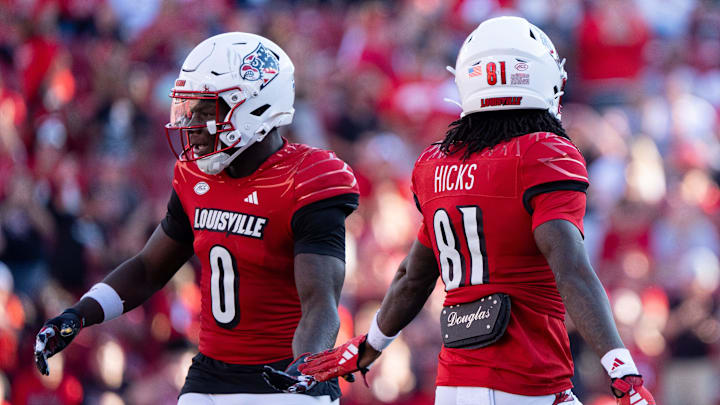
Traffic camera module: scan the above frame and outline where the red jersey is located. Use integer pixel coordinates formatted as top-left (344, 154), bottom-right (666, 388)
top-left (411, 132), bottom-right (589, 395)
top-left (172, 140), bottom-right (358, 364)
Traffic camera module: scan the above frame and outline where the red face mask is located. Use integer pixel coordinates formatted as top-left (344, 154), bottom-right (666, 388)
top-left (164, 88), bottom-right (245, 161)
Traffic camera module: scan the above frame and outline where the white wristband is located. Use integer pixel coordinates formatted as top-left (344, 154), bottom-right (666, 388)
top-left (366, 311), bottom-right (399, 351)
top-left (81, 283), bottom-right (125, 322)
top-left (601, 348), bottom-right (639, 379)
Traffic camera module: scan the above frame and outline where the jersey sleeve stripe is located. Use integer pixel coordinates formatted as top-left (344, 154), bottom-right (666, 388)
top-left (252, 172), bottom-right (295, 182)
top-left (296, 155), bottom-right (343, 175)
top-left (539, 139), bottom-right (580, 154)
top-left (537, 156), bottom-right (589, 182)
top-left (296, 165), bottom-right (356, 190)
top-left (296, 185), bottom-right (360, 204)
top-left (522, 180), bottom-right (589, 214)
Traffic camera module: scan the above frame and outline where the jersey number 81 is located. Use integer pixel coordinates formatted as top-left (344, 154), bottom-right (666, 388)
top-left (433, 206), bottom-right (489, 290)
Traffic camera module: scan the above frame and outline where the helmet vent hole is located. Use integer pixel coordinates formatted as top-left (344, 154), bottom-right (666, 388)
top-left (250, 104), bottom-right (271, 116)
top-left (529, 29), bottom-right (536, 40)
top-left (211, 70), bottom-right (228, 76)
top-left (553, 86), bottom-right (559, 94)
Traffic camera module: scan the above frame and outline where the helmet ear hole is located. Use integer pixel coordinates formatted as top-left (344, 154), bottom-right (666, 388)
top-left (250, 104), bottom-right (271, 116)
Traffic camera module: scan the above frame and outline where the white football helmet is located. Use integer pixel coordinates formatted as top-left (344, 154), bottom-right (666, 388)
top-left (452, 16), bottom-right (567, 120)
top-left (165, 32), bottom-right (295, 174)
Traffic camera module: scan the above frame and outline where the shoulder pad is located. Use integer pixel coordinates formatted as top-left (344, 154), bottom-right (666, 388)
top-left (521, 133), bottom-right (588, 190)
top-left (294, 148), bottom-right (358, 209)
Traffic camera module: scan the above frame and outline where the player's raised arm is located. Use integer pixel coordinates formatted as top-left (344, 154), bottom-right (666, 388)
top-left (34, 193), bottom-right (194, 376)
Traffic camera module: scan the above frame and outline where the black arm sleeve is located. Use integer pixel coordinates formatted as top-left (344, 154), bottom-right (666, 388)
top-left (522, 180), bottom-right (589, 214)
top-left (291, 193), bottom-right (359, 261)
top-left (160, 189), bottom-right (194, 244)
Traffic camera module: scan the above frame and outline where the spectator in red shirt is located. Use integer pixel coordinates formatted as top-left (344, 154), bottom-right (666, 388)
top-left (576, 0), bottom-right (650, 106)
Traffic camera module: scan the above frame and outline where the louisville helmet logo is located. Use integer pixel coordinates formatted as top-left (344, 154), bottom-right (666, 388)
top-left (240, 43), bottom-right (280, 89)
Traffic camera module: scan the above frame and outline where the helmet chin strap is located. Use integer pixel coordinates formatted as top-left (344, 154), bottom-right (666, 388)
top-left (196, 111), bottom-right (292, 175)
top-left (196, 140), bottom-right (254, 175)
top-left (195, 128), bottom-right (270, 175)
top-left (196, 151), bottom-right (231, 175)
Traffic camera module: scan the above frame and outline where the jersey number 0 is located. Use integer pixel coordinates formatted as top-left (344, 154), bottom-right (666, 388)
top-left (433, 206), bottom-right (489, 290)
top-left (209, 245), bottom-right (241, 329)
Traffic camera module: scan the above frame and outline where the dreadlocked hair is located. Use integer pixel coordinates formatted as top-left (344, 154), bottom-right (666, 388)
top-left (439, 109), bottom-right (570, 160)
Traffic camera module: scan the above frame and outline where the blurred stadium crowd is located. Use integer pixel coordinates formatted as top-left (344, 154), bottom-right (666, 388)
top-left (1, 0), bottom-right (719, 404)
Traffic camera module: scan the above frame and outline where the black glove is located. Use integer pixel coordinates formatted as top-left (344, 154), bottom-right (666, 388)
top-left (262, 354), bottom-right (343, 400)
top-left (34, 308), bottom-right (84, 376)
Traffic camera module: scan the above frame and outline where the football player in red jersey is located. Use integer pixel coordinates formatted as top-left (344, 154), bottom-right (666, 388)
top-left (283, 17), bottom-right (656, 405)
top-left (33, 32), bottom-right (359, 405)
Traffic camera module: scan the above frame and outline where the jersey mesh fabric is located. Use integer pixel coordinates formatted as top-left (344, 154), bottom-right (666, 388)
top-left (170, 139), bottom-right (358, 365)
top-left (411, 132), bottom-right (588, 396)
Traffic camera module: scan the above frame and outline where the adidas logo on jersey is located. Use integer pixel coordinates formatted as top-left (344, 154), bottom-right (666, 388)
top-left (244, 191), bottom-right (258, 205)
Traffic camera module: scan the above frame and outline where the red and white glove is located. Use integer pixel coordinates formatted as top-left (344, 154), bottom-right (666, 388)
top-left (602, 349), bottom-right (655, 405)
top-left (611, 375), bottom-right (656, 405)
top-left (298, 335), bottom-right (371, 384)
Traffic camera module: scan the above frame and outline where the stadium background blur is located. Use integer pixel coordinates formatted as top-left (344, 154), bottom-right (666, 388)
top-left (0, 0), bottom-right (719, 404)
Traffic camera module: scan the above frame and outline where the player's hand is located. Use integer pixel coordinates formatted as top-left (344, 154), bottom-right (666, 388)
top-left (298, 335), bottom-right (381, 384)
top-left (34, 309), bottom-right (84, 376)
top-left (263, 354), bottom-right (320, 393)
top-left (611, 375), bottom-right (656, 405)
